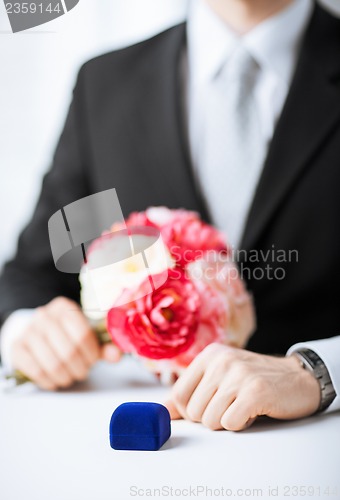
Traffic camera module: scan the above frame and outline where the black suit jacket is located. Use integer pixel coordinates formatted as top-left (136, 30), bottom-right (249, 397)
top-left (1, 4), bottom-right (340, 354)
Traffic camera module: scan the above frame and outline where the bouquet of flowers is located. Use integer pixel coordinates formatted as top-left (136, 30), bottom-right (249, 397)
top-left (79, 207), bottom-right (256, 381)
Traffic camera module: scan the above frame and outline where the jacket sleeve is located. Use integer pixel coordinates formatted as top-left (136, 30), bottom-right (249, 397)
top-left (0, 65), bottom-right (91, 325)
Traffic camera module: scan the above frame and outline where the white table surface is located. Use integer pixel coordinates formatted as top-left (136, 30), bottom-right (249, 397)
top-left (1, 357), bottom-right (339, 500)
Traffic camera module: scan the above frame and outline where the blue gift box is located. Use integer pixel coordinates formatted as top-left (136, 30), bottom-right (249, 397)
top-left (109, 402), bottom-right (171, 451)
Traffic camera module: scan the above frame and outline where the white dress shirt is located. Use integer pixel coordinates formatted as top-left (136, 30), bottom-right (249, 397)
top-left (1, 0), bottom-right (339, 412)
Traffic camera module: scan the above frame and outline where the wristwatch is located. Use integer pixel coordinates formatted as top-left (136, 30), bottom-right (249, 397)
top-left (292, 348), bottom-right (336, 412)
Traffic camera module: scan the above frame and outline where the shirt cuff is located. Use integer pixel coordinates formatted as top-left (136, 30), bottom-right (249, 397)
top-left (287, 336), bottom-right (340, 413)
top-left (0, 309), bottom-right (35, 371)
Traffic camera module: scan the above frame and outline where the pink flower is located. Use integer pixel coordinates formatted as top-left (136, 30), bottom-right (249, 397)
top-left (187, 255), bottom-right (256, 348)
top-left (126, 207), bottom-right (228, 267)
top-left (124, 211), bottom-right (158, 229)
top-left (107, 269), bottom-right (201, 359)
top-left (161, 216), bottom-right (227, 267)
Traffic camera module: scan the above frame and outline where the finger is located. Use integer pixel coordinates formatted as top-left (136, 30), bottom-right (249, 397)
top-left (27, 331), bottom-right (74, 388)
top-left (49, 299), bottom-right (100, 365)
top-left (12, 341), bottom-right (56, 391)
top-left (221, 394), bottom-right (258, 431)
top-left (44, 319), bottom-right (90, 381)
top-left (100, 344), bottom-right (122, 363)
top-left (201, 388), bottom-right (237, 430)
top-left (62, 313), bottom-right (100, 365)
top-left (243, 417), bottom-right (257, 429)
top-left (164, 399), bottom-right (183, 420)
top-left (186, 373), bottom-right (219, 422)
top-left (170, 359), bottom-right (206, 418)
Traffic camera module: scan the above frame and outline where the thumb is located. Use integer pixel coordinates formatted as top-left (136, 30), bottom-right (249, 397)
top-left (100, 344), bottom-right (123, 363)
top-left (164, 399), bottom-right (183, 420)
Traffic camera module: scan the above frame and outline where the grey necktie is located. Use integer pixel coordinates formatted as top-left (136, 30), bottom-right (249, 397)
top-left (199, 45), bottom-right (265, 247)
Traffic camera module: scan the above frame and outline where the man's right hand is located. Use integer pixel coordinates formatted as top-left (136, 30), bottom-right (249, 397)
top-left (11, 297), bottom-right (120, 390)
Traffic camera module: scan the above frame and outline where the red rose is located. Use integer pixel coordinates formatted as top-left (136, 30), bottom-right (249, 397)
top-left (107, 269), bottom-right (201, 359)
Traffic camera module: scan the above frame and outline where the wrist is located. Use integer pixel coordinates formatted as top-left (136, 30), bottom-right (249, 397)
top-left (284, 353), bottom-right (304, 372)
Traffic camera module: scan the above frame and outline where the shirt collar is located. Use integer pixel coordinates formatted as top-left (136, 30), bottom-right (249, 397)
top-left (187, 0), bottom-right (314, 86)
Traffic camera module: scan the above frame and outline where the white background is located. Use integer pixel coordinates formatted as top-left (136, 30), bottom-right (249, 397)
top-left (0, 0), bottom-right (339, 271)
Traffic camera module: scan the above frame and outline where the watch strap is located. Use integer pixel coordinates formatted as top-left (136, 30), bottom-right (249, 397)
top-left (293, 348), bottom-right (336, 412)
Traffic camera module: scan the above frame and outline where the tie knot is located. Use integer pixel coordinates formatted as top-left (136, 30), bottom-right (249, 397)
top-left (225, 45), bottom-right (260, 86)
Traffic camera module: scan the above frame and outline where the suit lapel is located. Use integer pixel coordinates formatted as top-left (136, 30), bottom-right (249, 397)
top-left (126, 24), bottom-right (210, 220)
top-left (240, 5), bottom-right (340, 251)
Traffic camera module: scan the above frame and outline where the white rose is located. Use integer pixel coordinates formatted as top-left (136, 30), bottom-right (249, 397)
top-left (80, 230), bottom-right (174, 321)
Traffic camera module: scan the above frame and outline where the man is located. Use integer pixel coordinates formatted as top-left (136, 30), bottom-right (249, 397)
top-left (0, 0), bottom-right (339, 430)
